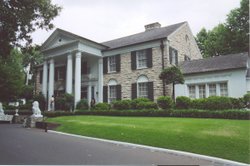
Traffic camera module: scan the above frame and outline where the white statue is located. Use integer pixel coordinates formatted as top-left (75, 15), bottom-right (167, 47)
top-left (0, 102), bottom-right (5, 115)
top-left (31, 101), bottom-right (43, 117)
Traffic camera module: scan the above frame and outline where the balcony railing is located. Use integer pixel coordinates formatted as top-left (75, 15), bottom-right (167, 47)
top-left (81, 74), bottom-right (98, 82)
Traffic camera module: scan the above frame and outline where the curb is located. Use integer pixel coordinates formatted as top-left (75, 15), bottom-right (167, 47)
top-left (48, 130), bottom-right (248, 166)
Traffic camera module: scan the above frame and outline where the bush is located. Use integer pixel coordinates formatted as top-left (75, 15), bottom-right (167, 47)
top-left (191, 98), bottom-right (206, 109)
top-left (94, 103), bottom-right (111, 111)
top-left (112, 100), bottom-right (132, 110)
top-left (176, 96), bottom-right (192, 109)
top-left (131, 98), bottom-right (151, 109)
top-left (76, 99), bottom-right (89, 110)
top-left (55, 93), bottom-right (74, 111)
top-left (230, 97), bottom-right (245, 109)
top-left (243, 93), bottom-right (250, 108)
top-left (136, 101), bottom-right (158, 109)
top-left (19, 100), bottom-right (32, 110)
top-left (157, 96), bottom-right (173, 110)
top-left (204, 96), bottom-right (232, 110)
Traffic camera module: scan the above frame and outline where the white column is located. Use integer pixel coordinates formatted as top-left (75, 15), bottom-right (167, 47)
top-left (66, 53), bottom-right (73, 94)
top-left (48, 59), bottom-right (55, 111)
top-left (98, 58), bottom-right (103, 103)
top-left (42, 61), bottom-right (48, 99)
top-left (74, 52), bottom-right (82, 107)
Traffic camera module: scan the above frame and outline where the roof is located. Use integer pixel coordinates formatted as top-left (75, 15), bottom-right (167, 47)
top-left (102, 22), bottom-right (186, 50)
top-left (41, 28), bottom-right (108, 51)
top-left (180, 52), bottom-right (249, 75)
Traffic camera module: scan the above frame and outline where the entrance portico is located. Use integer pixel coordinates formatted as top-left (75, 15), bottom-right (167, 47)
top-left (40, 29), bottom-right (107, 110)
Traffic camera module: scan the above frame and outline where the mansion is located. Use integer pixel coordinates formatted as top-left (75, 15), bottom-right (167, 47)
top-left (35, 22), bottom-right (249, 110)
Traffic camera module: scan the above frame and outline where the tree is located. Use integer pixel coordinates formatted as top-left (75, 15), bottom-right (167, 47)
top-left (0, 0), bottom-right (61, 58)
top-left (196, 0), bottom-right (249, 57)
top-left (159, 66), bottom-right (184, 100)
top-left (0, 49), bottom-right (25, 102)
top-left (22, 45), bottom-right (43, 85)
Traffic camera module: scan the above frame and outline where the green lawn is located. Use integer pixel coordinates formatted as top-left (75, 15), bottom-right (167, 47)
top-left (47, 116), bottom-right (250, 163)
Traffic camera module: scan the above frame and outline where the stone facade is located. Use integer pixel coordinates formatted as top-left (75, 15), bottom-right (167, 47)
top-left (104, 46), bottom-right (168, 101)
top-left (103, 23), bottom-right (201, 101)
top-left (167, 23), bottom-right (202, 62)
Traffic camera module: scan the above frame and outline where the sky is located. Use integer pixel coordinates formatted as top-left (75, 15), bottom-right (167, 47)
top-left (31, 0), bottom-right (241, 45)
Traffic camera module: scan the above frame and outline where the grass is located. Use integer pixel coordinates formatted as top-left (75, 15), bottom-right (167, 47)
top-left (47, 116), bottom-right (250, 163)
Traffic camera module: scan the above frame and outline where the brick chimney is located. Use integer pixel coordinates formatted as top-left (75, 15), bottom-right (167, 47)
top-left (144, 22), bottom-right (161, 31)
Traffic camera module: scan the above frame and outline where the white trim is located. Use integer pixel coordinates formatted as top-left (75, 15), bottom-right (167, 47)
top-left (48, 130), bottom-right (248, 166)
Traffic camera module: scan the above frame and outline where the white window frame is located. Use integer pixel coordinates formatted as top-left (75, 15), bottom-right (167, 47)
top-left (137, 75), bottom-right (149, 98)
top-left (198, 84), bottom-right (206, 98)
top-left (136, 50), bottom-right (147, 69)
top-left (208, 84), bottom-right (217, 96)
top-left (108, 56), bottom-right (116, 73)
top-left (188, 85), bottom-right (196, 99)
top-left (220, 82), bottom-right (228, 97)
top-left (108, 79), bottom-right (117, 103)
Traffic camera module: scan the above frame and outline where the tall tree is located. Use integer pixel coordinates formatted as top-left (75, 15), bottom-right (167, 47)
top-left (0, 0), bottom-right (61, 58)
top-left (0, 49), bottom-right (25, 102)
top-left (159, 66), bottom-right (184, 100)
top-left (196, 0), bottom-right (249, 57)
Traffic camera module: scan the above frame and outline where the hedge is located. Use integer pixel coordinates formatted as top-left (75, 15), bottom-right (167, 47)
top-left (43, 109), bottom-right (250, 120)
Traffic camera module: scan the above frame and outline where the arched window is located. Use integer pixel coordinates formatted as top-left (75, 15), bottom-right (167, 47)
top-left (108, 79), bottom-right (117, 103)
top-left (137, 75), bottom-right (149, 98)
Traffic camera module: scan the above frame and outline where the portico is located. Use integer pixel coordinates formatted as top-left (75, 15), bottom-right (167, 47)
top-left (40, 29), bottom-right (107, 110)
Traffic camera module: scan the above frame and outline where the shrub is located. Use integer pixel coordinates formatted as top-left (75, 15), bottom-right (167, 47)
top-left (94, 103), bottom-right (111, 111)
top-left (55, 96), bottom-right (66, 110)
top-left (131, 98), bottom-right (150, 109)
top-left (136, 101), bottom-right (158, 109)
top-left (112, 100), bottom-right (132, 110)
top-left (176, 96), bottom-right (192, 109)
top-left (157, 96), bottom-right (173, 110)
top-left (76, 99), bottom-right (89, 110)
top-left (19, 100), bottom-right (32, 110)
top-left (230, 97), bottom-right (245, 109)
top-left (191, 98), bottom-right (206, 109)
top-left (243, 93), bottom-right (250, 108)
top-left (204, 96), bottom-right (232, 110)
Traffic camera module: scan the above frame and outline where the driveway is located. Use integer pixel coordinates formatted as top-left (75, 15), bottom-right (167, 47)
top-left (0, 124), bottom-right (216, 165)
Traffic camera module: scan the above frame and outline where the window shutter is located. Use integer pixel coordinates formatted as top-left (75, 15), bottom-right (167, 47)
top-left (146, 48), bottom-right (152, 68)
top-left (148, 81), bottom-right (154, 101)
top-left (116, 54), bottom-right (121, 72)
top-left (81, 61), bottom-right (88, 74)
top-left (175, 50), bottom-right (178, 66)
top-left (103, 86), bottom-right (108, 102)
top-left (131, 51), bottom-right (136, 70)
top-left (62, 66), bottom-right (66, 80)
top-left (39, 70), bottom-right (43, 84)
top-left (131, 83), bottom-right (137, 99)
top-left (169, 47), bottom-right (172, 64)
top-left (55, 67), bottom-right (58, 81)
top-left (116, 84), bottom-right (121, 100)
top-left (103, 57), bottom-right (108, 74)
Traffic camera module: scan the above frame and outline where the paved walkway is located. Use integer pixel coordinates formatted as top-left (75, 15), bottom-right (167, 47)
top-left (0, 124), bottom-right (244, 165)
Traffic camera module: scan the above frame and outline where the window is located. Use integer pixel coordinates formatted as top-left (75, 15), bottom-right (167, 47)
top-left (199, 84), bottom-right (206, 98)
top-left (169, 47), bottom-right (178, 65)
top-left (138, 83), bottom-right (148, 98)
top-left (209, 84), bottom-right (216, 96)
top-left (109, 85), bottom-right (116, 103)
top-left (136, 50), bottom-right (147, 68)
top-left (137, 75), bottom-right (149, 98)
top-left (184, 55), bottom-right (191, 61)
top-left (108, 79), bottom-right (117, 103)
top-left (220, 82), bottom-right (228, 96)
top-left (188, 85), bottom-right (196, 99)
top-left (57, 69), bottom-right (64, 81)
top-left (108, 56), bottom-right (116, 72)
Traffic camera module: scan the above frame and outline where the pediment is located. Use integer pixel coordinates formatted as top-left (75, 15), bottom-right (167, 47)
top-left (41, 29), bottom-right (77, 51)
